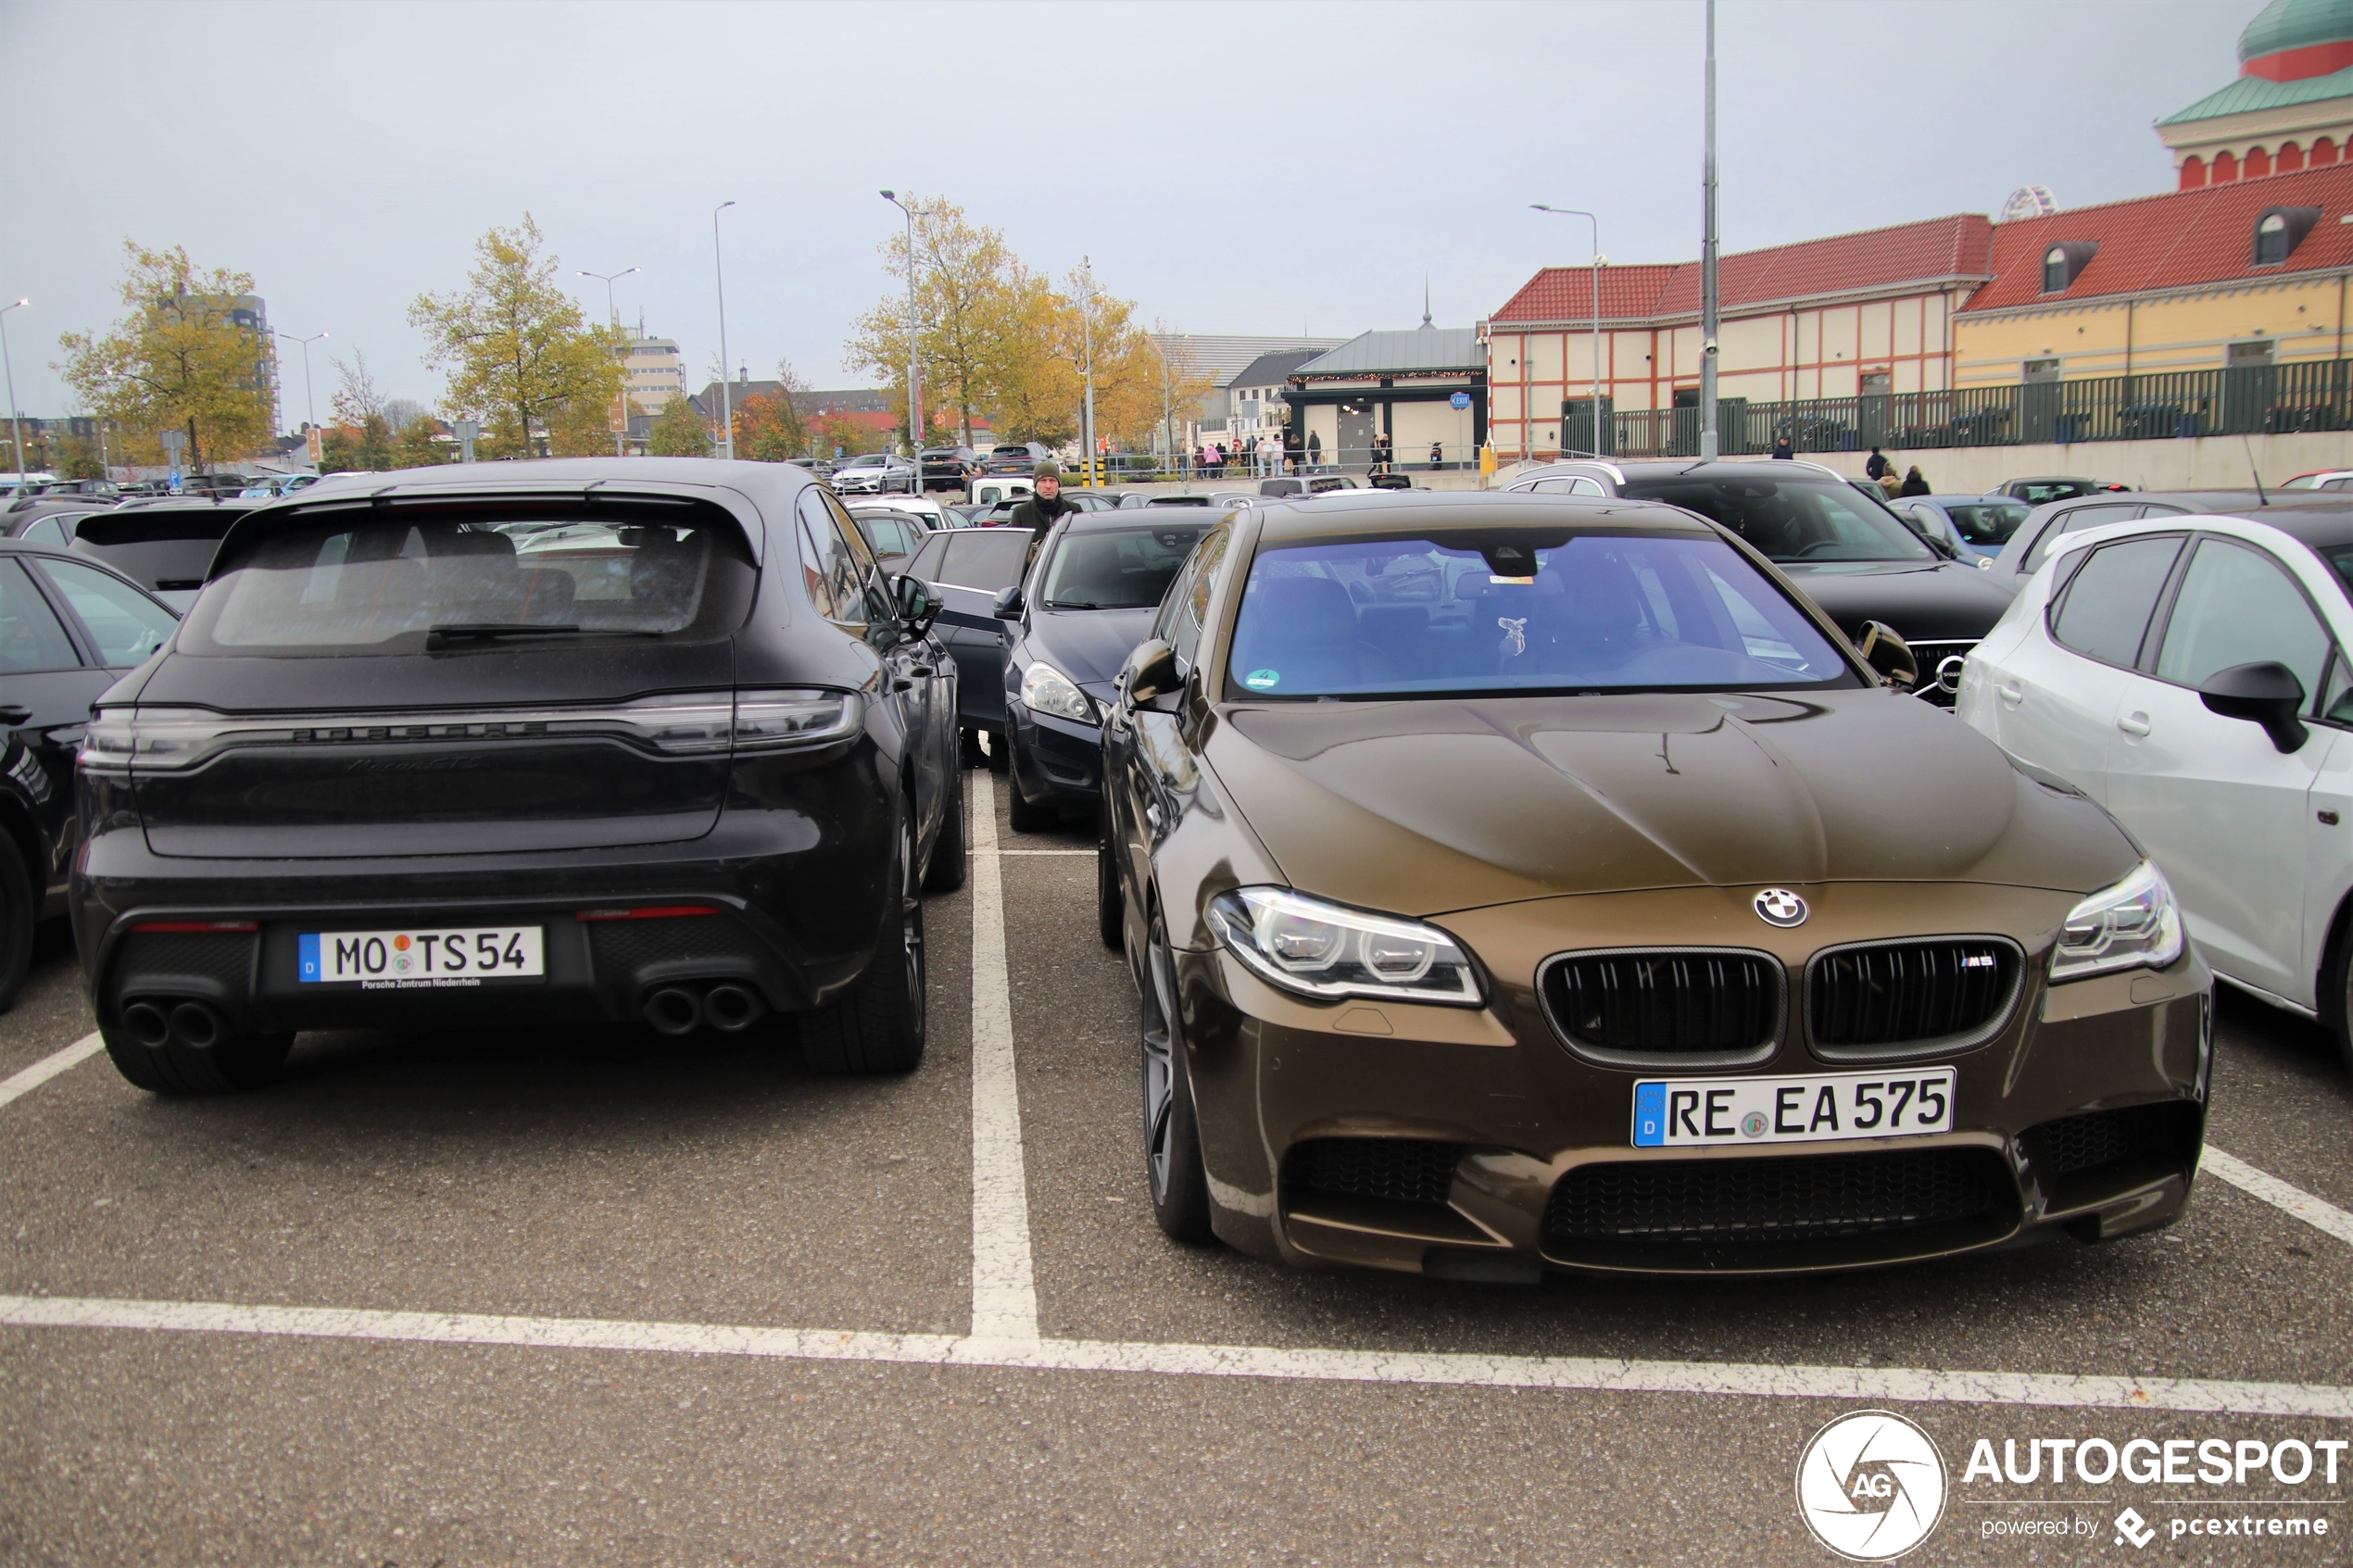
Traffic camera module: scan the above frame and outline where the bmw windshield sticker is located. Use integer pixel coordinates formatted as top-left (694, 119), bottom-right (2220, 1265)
top-left (1245, 669), bottom-right (1280, 689)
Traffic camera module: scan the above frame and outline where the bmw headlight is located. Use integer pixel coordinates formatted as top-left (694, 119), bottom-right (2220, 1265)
top-left (1020, 661), bottom-right (1097, 724)
top-left (2050, 859), bottom-right (2183, 983)
top-left (1207, 886), bottom-right (1482, 1007)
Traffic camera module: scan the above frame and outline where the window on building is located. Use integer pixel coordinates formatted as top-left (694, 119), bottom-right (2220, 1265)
top-left (2040, 241), bottom-right (2096, 294)
top-left (2022, 358), bottom-right (2062, 384)
top-left (2253, 207), bottom-right (2321, 267)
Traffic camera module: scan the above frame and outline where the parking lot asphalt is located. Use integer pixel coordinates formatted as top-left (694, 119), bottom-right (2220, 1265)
top-left (3, 766), bottom-right (2350, 1565)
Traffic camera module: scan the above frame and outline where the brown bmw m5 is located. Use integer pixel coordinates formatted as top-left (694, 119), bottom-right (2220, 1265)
top-left (1098, 492), bottom-right (2211, 1279)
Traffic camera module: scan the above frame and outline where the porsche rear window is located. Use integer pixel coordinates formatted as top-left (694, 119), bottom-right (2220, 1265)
top-left (177, 507), bottom-right (753, 656)
top-left (1227, 533), bottom-right (1855, 698)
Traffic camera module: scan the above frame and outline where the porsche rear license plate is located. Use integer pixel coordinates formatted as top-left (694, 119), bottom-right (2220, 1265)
top-left (1631, 1068), bottom-right (1955, 1148)
top-left (298, 927), bottom-right (545, 987)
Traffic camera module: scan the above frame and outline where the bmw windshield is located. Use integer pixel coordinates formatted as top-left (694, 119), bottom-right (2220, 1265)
top-left (1226, 530), bottom-right (1859, 698)
top-left (1038, 523), bottom-right (1208, 609)
top-left (1619, 475), bottom-right (1934, 564)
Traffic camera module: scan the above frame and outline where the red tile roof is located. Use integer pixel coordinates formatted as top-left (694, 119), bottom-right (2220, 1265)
top-left (1957, 163), bottom-right (2353, 314)
top-left (1491, 214), bottom-right (1994, 325)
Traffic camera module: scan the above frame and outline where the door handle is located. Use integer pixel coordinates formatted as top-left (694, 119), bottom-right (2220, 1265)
top-left (1994, 684), bottom-right (2023, 706)
top-left (2118, 711), bottom-right (2151, 736)
top-left (0, 707), bottom-right (28, 727)
top-left (892, 677), bottom-right (914, 693)
top-left (908, 664), bottom-right (933, 676)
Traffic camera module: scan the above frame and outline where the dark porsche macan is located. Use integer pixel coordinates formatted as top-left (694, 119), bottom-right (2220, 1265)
top-left (70, 458), bottom-right (965, 1094)
top-left (1100, 491), bottom-right (2211, 1278)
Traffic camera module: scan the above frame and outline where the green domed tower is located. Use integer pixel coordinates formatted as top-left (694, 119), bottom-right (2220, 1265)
top-left (2158, 0), bottom-right (2353, 185)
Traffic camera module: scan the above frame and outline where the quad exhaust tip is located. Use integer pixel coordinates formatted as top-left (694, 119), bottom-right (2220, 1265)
top-left (120, 1000), bottom-right (172, 1050)
top-left (644, 986), bottom-right (704, 1036)
top-left (703, 983), bottom-right (767, 1033)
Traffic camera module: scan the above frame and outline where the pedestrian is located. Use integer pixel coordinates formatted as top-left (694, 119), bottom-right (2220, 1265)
top-left (1899, 464), bottom-right (1931, 496)
top-left (1770, 434), bottom-right (1793, 460)
top-left (1008, 460), bottom-right (1078, 533)
top-left (1429, 439), bottom-right (1444, 468)
top-left (1373, 431), bottom-right (1392, 474)
top-left (1877, 470), bottom-right (1903, 500)
top-left (1864, 446), bottom-right (1891, 482)
top-left (1214, 442), bottom-right (1228, 478)
top-left (1306, 429), bottom-right (1322, 469)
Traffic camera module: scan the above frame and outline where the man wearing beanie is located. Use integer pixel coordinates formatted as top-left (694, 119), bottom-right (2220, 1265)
top-left (1008, 460), bottom-right (1079, 532)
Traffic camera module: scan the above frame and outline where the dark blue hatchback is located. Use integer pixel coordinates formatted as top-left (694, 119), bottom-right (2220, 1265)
top-left (996, 515), bottom-right (1213, 831)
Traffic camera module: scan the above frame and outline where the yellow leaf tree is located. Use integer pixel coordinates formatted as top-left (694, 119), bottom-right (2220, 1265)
top-left (647, 395), bottom-right (712, 458)
top-left (407, 214), bottom-right (623, 459)
top-left (56, 242), bottom-right (278, 472)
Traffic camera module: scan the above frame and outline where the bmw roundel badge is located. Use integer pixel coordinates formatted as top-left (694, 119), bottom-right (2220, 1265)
top-left (1754, 887), bottom-right (1808, 927)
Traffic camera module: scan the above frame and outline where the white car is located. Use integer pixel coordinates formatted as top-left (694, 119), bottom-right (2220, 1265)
top-left (828, 454), bottom-right (916, 495)
top-left (1956, 500), bottom-right (2353, 1071)
top-left (846, 494), bottom-right (950, 531)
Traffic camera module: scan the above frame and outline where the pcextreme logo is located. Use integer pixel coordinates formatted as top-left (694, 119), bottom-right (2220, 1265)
top-left (1796, 1410), bottom-right (1949, 1561)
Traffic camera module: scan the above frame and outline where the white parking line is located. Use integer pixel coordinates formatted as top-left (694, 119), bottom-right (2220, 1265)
top-left (0, 1033), bottom-right (103, 1110)
top-left (1, 1292), bottom-right (2345, 1418)
top-left (965, 770), bottom-right (1040, 1344)
top-left (2202, 1146), bottom-right (2353, 1248)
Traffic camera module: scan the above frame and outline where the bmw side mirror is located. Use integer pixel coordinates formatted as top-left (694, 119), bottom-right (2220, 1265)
top-left (991, 585), bottom-right (1024, 621)
top-left (892, 573), bottom-right (941, 638)
top-left (1121, 637), bottom-right (1180, 707)
top-left (2199, 661), bottom-right (2309, 753)
top-left (1855, 621), bottom-right (1918, 689)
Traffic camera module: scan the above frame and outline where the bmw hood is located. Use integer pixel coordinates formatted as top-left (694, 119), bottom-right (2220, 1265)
top-left (1204, 689), bottom-right (2138, 917)
top-left (1028, 606), bottom-right (1157, 698)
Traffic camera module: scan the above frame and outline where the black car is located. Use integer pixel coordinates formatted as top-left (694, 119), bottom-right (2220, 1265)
top-left (1504, 459), bottom-right (2017, 701)
top-left (70, 458), bottom-right (963, 1094)
top-left (0, 541), bottom-right (182, 1009)
top-left (70, 498), bottom-right (258, 612)
top-left (919, 446), bottom-right (979, 491)
top-left (980, 442), bottom-right (1051, 477)
top-left (902, 525), bottom-right (1038, 766)
top-left (995, 513), bottom-right (1214, 831)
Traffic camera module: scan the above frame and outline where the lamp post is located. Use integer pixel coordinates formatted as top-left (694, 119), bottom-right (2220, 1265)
top-left (1699, 0), bottom-right (1720, 460)
top-left (881, 192), bottom-right (922, 463)
top-left (577, 267), bottom-right (639, 457)
top-left (276, 329), bottom-right (327, 471)
top-left (712, 201), bottom-right (736, 459)
top-left (1530, 206), bottom-right (1606, 458)
top-left (0, 298), bottom-right (24, 481)
top-left (1077, 257), bottom-right (1098, 487)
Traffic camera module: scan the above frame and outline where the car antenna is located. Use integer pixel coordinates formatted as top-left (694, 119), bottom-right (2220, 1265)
top-left (2243, 435), bottom-right (2268, 506)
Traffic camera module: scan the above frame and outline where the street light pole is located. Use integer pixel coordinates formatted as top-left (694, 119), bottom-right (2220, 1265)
top-left (1530, 207), bottom-right (1606, 458)
top-left (576, 267), bottom-right (640, 458)
top-left (275, 329), bottom-right (327, 472)
top-left (712, 201), bottom-right (736, 459)
top-left (1079, 258), bottom-right (1097, 487)
top-left (0, 298), bottom-right (25, 481)
top-left (881, 192), bottom-right (923, 464)
top-left (1699, 0), bottom-right (1721, 461)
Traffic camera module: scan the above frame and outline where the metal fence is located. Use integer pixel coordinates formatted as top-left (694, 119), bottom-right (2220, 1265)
top-left (1602, 356), bottom-right (2353, 458)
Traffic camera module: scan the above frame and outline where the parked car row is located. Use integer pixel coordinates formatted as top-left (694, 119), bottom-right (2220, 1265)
top-left (26, 450), bottom-right (2340, 1292)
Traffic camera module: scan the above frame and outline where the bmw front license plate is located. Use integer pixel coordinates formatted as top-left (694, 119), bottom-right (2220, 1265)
top-left (298, 927), bottom-right (545, 988)
top-left (1631, 1068), bottom-right (1956, 1148)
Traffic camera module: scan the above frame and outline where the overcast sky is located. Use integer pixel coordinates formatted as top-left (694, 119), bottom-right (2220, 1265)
top-left (0, 0), bottom-right (2248, 421)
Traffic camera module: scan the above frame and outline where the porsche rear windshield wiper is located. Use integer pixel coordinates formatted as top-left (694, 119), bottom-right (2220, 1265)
top-left (426, 623), bottom-right (661, 645)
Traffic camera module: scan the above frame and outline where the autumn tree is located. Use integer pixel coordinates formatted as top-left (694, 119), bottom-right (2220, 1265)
top-left (849, 195), bottom-right (1043, 451)
top-left (407, 214), bottom-right (623, 458)
top-left (647, 395), bottom-right (712, 458)
top-left (326, 348), bottom-right (396, 470)
top-left (736, 360), bottom-right (812, 462)
top-left (57, 242), bottom-right (277, 471)
top-left (397, 416), bottom-right (447, 466)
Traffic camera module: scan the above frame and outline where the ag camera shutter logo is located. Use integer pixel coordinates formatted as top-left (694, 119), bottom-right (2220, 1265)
top-left (1795, 1410), bottom-right (1948, 1561)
